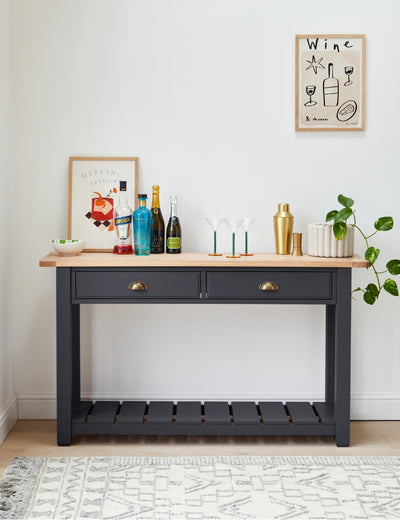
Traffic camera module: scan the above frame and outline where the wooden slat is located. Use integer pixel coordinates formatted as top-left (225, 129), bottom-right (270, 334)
top-left (146, 401), bottom-right (174, 424)
top-left (314, 402), bottom-right (335, 424)
top-left (176, 402), bottom-right (202, 424)
top-left (117, 401), bottom-right (146, 424)
top-left (286, 402), bottom-right (319, 424)
top-left (204, 402), bottom-right (231, 424)
top-left (231, 402), bottom-right (260, 424)
top-left (72, 401), bottom-right (92, 424)
top-left (259, 402), bottom-right (290, 424)
top-left (87, 401), bottom-right (119, 424)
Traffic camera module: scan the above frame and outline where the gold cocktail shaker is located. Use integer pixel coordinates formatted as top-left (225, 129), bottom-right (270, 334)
top-left (273, 203), bottom-right (294, 255)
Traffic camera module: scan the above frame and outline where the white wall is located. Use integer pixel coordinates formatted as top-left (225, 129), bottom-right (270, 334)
top-left (0, 0), bottom-right (17, 444)
top-left (10, 0), bottom-right (400, 419)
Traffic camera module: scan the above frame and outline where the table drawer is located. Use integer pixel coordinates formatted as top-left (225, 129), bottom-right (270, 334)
top-left (74, 270), bottom-right (201, 299)
top-left (206, 270), bottom-right (332, 301)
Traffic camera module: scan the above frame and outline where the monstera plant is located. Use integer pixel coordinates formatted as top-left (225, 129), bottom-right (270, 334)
top-left (326, 194), bottom-right (400, 305)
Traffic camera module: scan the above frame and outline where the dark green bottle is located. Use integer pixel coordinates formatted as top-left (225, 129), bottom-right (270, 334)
top-left (166, 195), bottom-right (181, 254)
top-left (150, 185), bottom-right (165, 253)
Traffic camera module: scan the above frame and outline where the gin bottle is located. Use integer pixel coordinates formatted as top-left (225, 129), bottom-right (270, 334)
top-left (113, 180), bottom-right (133, 254)
top-left (133, 194), bottom-right (152, 255)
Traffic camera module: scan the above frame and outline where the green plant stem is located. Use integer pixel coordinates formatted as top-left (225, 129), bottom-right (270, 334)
top-left (352, 214), bottom-right (382, 293)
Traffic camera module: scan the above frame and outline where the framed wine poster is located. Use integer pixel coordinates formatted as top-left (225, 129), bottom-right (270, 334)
top-left (68, 157), bottom-right (138, 252)
top-left (295, 34), bottom-right (365, 131)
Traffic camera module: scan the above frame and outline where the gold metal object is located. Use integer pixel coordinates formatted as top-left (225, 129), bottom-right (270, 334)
top-left (240, 253), bottom-right (254, 256)
top-left (226, 255), bottom-right (241, 258)
top-left (273, 203), bottom-right (294, 255)
top-left (258, 281), bottom-right (279, 291)
top-left (128, 281), bottom-right (148, 291)
top-left (292, 232), bottom-right (303, 256)
top-left (208, 253), bottom-right (222, 256)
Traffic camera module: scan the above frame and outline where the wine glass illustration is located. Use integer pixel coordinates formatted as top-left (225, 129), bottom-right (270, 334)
top-left (344, 66), bottom-right (354, 86)
top-left (240, 217), bottom-right (255, 256)
top-left (304, 85), bottom-right (317, 106)
top-left (224, 218), bottom-right (243, 258)
top-left (205, 217), bottom-right (223, 256)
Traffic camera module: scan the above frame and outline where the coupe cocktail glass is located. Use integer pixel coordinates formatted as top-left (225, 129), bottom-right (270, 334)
top-left (224, 218), bottom-right (243, 258)
top-left (240, 217), bottom-right (255, 256)
top-left (205, 217), bottom-right (223, 256)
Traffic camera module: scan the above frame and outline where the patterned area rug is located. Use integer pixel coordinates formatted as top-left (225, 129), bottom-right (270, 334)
top-left (1, 456), bottom-right (400, 519)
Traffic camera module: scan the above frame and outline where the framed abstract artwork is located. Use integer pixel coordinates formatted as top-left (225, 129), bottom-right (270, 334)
top-left (68, 157), bottom-right (138, 252)
top-left (295, 34), bottom-right (365, 131)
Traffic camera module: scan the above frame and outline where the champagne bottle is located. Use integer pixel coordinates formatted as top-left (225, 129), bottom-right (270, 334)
top-left (323, 63), bottom-right (339, 107)
top-left (113, 180), bottom-right (133, 254)
top-left (133, 194), bottom-right (152, 255)
top-left (150, 185), bottom-right (165, 253)
top-left (166, 195), bottom-right (181, 254)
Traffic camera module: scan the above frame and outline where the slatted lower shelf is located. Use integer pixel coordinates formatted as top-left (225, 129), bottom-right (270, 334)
top-left (72, 400), bottom-right (336, 436)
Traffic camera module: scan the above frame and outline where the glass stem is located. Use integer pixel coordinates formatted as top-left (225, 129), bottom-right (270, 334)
top-left (245, 231), bottom-right (248, 254)
top-left (232, 232), bottom-right (235, 256)
top-left (213, 230), bottom-right (217, 254)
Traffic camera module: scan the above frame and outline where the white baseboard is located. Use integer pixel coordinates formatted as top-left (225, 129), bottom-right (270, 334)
top-left (17, 392), bottom-right (400, 420)
top-left (0, 395), bottom-right (18, 445)
top-left (351, 393), bottom-right (400, 420)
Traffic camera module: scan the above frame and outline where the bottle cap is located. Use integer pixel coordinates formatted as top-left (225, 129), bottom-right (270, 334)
top-left (120, 181), bottom-right (127, 191)
top-left (279, 203), bottom-right (289, 212)
top-left (138, 194), bottom-right (147, 199)
top-left (152, 185), bottom-right (160, 191)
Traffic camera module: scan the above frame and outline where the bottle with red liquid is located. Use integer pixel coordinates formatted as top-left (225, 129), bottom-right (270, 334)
top-left (113, 181), bottom-right (133, 254)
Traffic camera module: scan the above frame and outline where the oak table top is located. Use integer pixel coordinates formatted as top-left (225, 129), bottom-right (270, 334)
top-left (39, 252), bottom-right (369, 268)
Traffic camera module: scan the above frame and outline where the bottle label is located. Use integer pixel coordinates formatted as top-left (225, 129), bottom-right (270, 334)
top-left (115, 215), bottom-right (132, 240)
top-left (167, 237), bottom-right (181, 249)
top-left (151, 232), bottom-right (164, 252)
top-left (115, 216), bottom-right (132, 226)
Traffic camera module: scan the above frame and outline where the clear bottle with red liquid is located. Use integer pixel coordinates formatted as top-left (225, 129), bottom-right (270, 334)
top-left (113, 181), bottom-right (133, 254)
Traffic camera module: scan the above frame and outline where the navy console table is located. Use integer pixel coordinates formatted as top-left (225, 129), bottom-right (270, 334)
top-left (40, 252), bottom-right (368, 447)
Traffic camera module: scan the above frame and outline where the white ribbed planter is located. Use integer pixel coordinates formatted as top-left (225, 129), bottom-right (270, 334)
top-left (308, 223), bottom-right (354, 258)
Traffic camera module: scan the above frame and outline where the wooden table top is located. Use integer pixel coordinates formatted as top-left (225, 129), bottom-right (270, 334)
top-left (39, 252), bottom-right (369, 268)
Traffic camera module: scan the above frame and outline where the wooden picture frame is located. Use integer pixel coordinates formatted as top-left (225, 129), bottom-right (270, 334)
top-left (295, 34), bottom-right (365, 131)
top-left (68, 157), bottom-right (138, 252)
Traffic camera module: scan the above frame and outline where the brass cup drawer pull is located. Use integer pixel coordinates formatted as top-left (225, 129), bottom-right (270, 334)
top-left (128, 281), bottom-right (148, 291)
top-left (259, 281), bottom-right (279, 291)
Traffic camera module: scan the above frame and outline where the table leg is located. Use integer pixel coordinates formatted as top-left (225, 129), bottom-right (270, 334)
top-left (56, 268), bottom-right (80, 446)
top-left (333, 268), bottom-right (352, 447)
top-left (325, 305), bottom-right (335, 406)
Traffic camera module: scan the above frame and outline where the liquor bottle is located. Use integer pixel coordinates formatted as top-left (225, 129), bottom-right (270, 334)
top-left (166, 195), bottom-right (182, 254)
top-left (133, 194), bottom-right (152, 255)
top-left (113, 180), bottom-right (133, 254)
top-left (323, 63), bottom-right (339, 107)
top-left (150, 185), bottom-right (165, 253)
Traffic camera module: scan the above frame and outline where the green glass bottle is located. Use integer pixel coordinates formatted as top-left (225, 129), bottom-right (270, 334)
top-left (166, 195), bottom-right (181, 254)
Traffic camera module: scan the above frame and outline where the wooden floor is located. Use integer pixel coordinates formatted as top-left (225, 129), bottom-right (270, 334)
top-left (1, 420), bottom-right (400, 477)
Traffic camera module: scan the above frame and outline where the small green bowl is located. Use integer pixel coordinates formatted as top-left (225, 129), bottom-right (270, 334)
top-left (51, 239), bottom-right (85, 256)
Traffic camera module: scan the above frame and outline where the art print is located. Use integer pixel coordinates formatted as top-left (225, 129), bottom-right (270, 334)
top-left (68, 157), bottom-right (138, 251)
top-left (296, 35), bottom-right (365, 131)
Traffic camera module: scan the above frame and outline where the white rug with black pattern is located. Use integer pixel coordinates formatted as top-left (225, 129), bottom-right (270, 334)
top-left (1, 456), bottom-right (400, 519)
